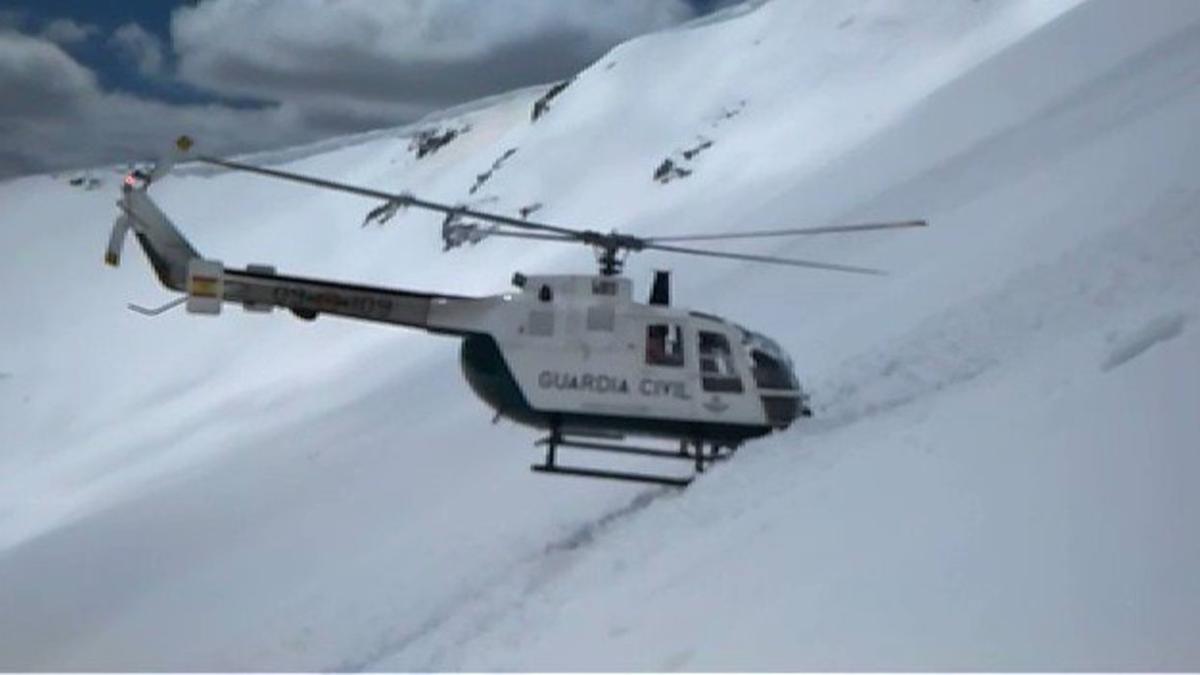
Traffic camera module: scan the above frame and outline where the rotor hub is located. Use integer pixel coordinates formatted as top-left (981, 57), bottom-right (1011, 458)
top-left (582, 231), bottom-right (645, 276)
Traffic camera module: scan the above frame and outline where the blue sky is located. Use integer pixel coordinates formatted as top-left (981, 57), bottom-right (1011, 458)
top-left (2, 1), bottom-right (208, 103)
top-left (0, 0), bottom-right (738, 178)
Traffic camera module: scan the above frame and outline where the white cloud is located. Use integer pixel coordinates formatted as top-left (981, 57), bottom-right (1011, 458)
top-left (0, 30), bottom-right (98, 119)
top-left (0, 30), bottom-right (305, 179)
top-left (170, 0), bottom-right (695, 128)
top-left (110, 22), bottom-right (165, 77)
top-left (40, 18), bottom-right (100, 45)
top-left (0, 2), bottom-right (699, 179)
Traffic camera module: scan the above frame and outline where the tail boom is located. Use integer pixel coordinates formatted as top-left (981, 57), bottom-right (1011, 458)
top-left (110, 177), bottom-right (474, 333)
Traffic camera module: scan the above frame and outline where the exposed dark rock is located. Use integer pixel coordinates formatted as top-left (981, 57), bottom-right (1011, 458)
top-left (653, 137), bottom-right (714, 184)
top-left (409, 124), bottom-right (470, 159)
top-left (469, 147), bottom-right (518, 195)
top-left (713, 100), bottom-right (747, 126)
top-left (519, 202), bottom-right (543, 219)
top-left (682, 139), bottom-right (714, 160)
top-left (68, 175), bottom-right (103, 190)
top-left (531, 78), bottom-right (573, 122)
top-left (654, 159), bottom-right (692, 184)
top-left (361, 200), bottom-right (403, 227)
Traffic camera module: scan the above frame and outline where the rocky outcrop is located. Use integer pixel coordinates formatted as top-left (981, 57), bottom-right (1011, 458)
top-left (653, 138), bottom-right (714, 184)
top-left (469, 148), bottom-right (518, 195)
top-left (531, 79), bottom-right (573, 122)
top-left (409, 124), bottom-right (470, 159)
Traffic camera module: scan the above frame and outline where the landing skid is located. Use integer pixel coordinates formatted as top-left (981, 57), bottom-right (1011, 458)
top-left (532, 464), bottom-right (694, 488)
top-left (531, 430), bottom-right (735, 488)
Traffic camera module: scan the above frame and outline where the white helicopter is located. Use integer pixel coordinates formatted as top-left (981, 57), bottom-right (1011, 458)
top-left (106, 138), bottom-right (926, 487)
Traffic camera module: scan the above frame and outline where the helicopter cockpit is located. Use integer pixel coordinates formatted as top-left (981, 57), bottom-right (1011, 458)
top-left (741, 330), bottom-right (799, 391)
top-left (739, 328), bottom-right (809, 426)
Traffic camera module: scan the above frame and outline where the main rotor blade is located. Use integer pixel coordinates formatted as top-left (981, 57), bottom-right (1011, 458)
top-left (644, 219), bottom-right (927, 243)
top-left (192, 155), bottom-right (585, 239)
top-left (481, 229), bottom-right (579, 243)
top-left (643, 242), bottom-right (886, 275)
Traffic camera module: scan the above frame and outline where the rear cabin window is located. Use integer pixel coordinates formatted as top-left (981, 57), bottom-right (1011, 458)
top-left (699, 331), bottom-right (744, 393)
top-left (645, 323), bottom-right (685, 367)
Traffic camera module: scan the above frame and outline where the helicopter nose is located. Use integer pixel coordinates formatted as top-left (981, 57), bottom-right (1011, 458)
top-left (764, 366), bottom-right (811, 427)
top-left (761, 390), bottom-right (809, 428)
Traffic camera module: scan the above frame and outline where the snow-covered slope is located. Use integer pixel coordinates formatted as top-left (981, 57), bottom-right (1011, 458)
top-left (2, 0), bottom-right (1199, 669)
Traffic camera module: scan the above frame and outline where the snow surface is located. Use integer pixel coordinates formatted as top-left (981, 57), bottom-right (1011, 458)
top-left (2, 0), bottom-right (1199, 669)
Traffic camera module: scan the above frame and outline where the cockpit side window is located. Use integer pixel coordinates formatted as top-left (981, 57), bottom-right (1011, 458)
top-left (699, 330), bottom-right (743, 393)
top-left (740, 329), bottom-right (799, 391)
top-left (646, 323), bottom-right (685, 367)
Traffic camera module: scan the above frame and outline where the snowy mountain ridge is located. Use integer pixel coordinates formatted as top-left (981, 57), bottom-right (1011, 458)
top-left (1, 0), bottom-right (1198, 669)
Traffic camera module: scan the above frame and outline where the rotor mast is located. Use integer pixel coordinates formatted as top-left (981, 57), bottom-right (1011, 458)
top-left (581, 231), bottom-right (643, 276)
top-left (596, 244), bottom-right (623, 276)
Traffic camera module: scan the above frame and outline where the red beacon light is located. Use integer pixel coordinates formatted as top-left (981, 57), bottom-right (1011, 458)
top-left (123, 169), bottom-right (151, 190)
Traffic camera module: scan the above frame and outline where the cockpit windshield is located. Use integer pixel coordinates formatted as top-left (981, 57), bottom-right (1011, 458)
top-left (741, 329), bottom-right (799, 391)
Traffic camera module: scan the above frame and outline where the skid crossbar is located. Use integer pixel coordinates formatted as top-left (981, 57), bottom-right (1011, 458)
top-left (531, 464), bottom-right (693, 488)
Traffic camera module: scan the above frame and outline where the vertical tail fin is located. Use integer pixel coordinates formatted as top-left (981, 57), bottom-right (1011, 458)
top-left (106, 136), bottom-right (205, 292)
top-left (117, 188), bottom-right (202, 291)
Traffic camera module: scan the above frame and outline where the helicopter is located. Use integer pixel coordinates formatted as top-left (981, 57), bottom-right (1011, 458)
top-left (105, 137), bottom-right (926, 487)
